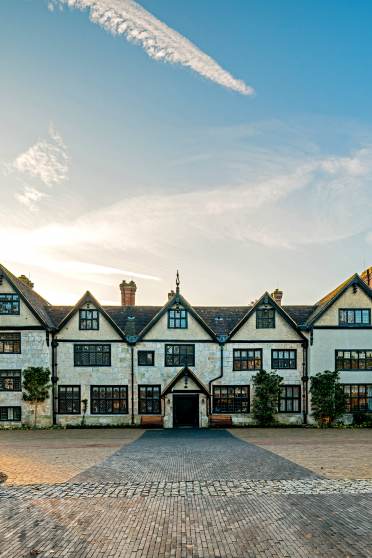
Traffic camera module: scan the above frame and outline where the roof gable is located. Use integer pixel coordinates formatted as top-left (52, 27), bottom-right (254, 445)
top-left (229, 291), bottom-right (307, 341)
top-left (56, 291), bottom-right (126, 339)
top-left (0, 263), bottom-right (54, 329)
top-left (138, 292), bottom-right (217, 341)
top-left (161, 367), bottom-right (210, 396)
top-left (306, 274), bottom-right (372, 327)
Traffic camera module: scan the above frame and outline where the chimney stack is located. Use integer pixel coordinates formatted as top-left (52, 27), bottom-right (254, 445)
top-left (18, 275), bottom-right (34, 289)
top-left (361, 266), bottom-right (372, 288)
top-left (271, 288), bottom-right (283, 306)
top-left (120, 280), bottom-right (137, 306)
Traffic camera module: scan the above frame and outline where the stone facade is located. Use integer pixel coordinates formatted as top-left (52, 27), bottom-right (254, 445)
top-left (1, 263), bottom-right (372, 428)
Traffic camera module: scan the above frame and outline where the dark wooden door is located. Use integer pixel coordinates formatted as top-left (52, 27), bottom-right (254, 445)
top-left (173, 394), bottom-right (199, 427)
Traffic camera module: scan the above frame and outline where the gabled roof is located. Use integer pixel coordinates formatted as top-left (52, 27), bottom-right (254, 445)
top-left (137, 291), bottom-right (217, 341)
top-left (305, 273), bottom-right (372, 327)
top-left (57, 291), bottom-right (126, 339)
top-left (229, 291), bottom-right (307, 341)
top-left (0, 263), bottom-right (55, 329)
top-left (161, 367), bottom-right (210, 396)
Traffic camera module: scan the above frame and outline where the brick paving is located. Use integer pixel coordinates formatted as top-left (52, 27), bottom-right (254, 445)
top-left (1, 429), bottom-right (372, 557)
top-left (231, 428), bottom-right (372, 479)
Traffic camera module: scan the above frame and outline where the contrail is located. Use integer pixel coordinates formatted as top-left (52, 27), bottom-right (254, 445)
top-left (51, 0), bottom-right (254, 95)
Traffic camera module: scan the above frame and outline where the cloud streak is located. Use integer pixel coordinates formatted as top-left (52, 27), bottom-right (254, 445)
top-left (51, 0), bottom-right (254, 95)
top-left (12, 126), bottom-right (69, 187)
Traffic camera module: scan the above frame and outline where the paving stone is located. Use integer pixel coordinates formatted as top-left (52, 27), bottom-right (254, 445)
top-left (1, 429), bottom-right (372, 558)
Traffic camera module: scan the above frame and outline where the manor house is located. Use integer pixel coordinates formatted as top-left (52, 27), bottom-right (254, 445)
top-left (1, 263), bottom-right (372, 427)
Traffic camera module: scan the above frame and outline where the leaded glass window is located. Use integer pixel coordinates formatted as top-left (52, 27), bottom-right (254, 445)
top-left (58, 386), bottom-right (81, 414)
top-left (0, 370), bottom-right (21, 391)
top-left (233, 349), bottom-right (262, 371)
top-left (279, 385), bottom-right (301, 412)
top-left (213, 386), bottom-right (250, 414)
top-left (168, 309), bottom-right (188, 329)
top-left (336, 350), bottom-right (372, 371)
top-left (138, 385), bottom-right (161, 414)
top-left (79, 309), bottom-right (99, 330)
top-left (0, 294), bottom-right (20, 315)
top-left (343, 385), bottom-right (372, 413)
top-left (339, 309), bottom-right (371, 326)
top-left (91, 386), bottom-right (128, 414)
top-left (165, 344), bottom-right (195, 367)
top-left (256, 308), bottom-right (275, 329)
top-left (74, 344), bottom-right (111, 366)
top-left (272, 350), bottom-right (296, 369)
top-left (0, 333), bottom-right (21, 354)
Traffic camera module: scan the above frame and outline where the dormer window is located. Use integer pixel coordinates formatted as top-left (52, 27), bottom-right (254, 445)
top-left (79, 309), bottom-right (99, 330)
top-left (0, 294), bottom-right (20, 315)
top-left (339, 309), bottom-right (371, 327)
top-left (168, 308), bottom-right (188, 329)
top-left (256, 308), bottom-right (275, 329)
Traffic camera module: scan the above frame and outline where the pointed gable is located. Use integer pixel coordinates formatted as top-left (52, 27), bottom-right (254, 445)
top-left (139, 292), bottom-right (216, 341)
top-left (229, 292), bottom-right (306, 341)
top-left (57, 291), bottom-right (125, 340)
top-left (306, 274), bottom-right (372, 327)
top-left (162, 367), bottom-right (210, 396)
top-left (0, 263), bottom-right (54, 329)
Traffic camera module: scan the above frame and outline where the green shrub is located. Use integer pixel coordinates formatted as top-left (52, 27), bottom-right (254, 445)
top-left (310, 370), bottom-right (347, 427)
top-left (22, 367), bottom-right (51, 428)
top-left (252, 369), bottom-right (283, 426)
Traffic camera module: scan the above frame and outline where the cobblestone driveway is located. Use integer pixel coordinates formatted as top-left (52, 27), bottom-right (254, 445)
top-left (1, 429), bottom-right (372, 558)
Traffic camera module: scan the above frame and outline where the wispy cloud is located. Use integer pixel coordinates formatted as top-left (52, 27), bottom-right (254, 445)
top-left (14, 186), bottom-right (47, 211)
top-left (12, 126), bottom-right (69, 186)
top-left (3, 126), bottom-right (69, 211)
top-left (50, 0), bottom-right (254, 96)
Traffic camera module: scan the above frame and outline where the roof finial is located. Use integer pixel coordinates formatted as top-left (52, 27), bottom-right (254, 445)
top-left (176, 270), bottom-right (180, 294)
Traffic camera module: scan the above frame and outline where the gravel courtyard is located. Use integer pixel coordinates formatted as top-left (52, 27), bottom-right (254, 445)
top-left (0, 428), bottom-right (372, 557)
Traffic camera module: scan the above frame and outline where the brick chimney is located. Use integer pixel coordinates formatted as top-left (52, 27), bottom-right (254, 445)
top-left (120, 280), bottom-right (137, 306)
top-left (361, 266), bottom-right (372, 288)
top-left (18, 275), bottom-right (34, 289)
top-left (271, 288), bottom-right (283, 306)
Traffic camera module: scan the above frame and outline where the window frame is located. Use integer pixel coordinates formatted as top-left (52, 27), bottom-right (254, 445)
top-left (0, 294), bottom-right (20, 315)
top-left (137, 350), bottom-right (155, 366)
top-left (0, 406), bottom-right (21, 421)
top-left (164, 344), bottom-right (195, 367)
top-left (213, 385), bottom-right (250, 414)
top-left (74, 344), bottom-right (111, 367)
top-left (279, 385), bottom-right (301, 413)
top-left (0, 370), bottom-right (22, 392)
top-left (233, 349), bottom-right (262, 371)
top-left (335, 350), bottom-right (372, 371)
top-left (256, 308), bottom-right (275, 329)
top-left (79, 309), bottom-right (100, 331)
top-left (90, 385), bottom-right (128, 415)
top-left (271, 349), bottom-right (297, 370)
top-left (138, 384), bottom-right (161, 415)
top-left (0, 333), bottom-right (21, 354)
top-left (338, 308), bottom-right (371, 327)
top-left (343, 384), bottom-right (372, 413)
top-left (168, 308), bottom-right (188, 329)
top-left (58, 385), bottom-right (81, 415)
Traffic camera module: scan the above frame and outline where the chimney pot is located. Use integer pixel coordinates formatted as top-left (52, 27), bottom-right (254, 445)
top-left (18, 275), bottom-right (34, 289)
top-left (168, 290), bottom-right (175, 301)
top-left (361, 266), bottom-right (372, 288)
top-left (120, 280), bottom-right (137, 306)
top-left (271, 288), bottom-right (283, 306)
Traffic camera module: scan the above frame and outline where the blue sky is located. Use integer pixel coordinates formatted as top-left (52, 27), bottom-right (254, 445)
top-left (1, 0), bottom-right (372, 305)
